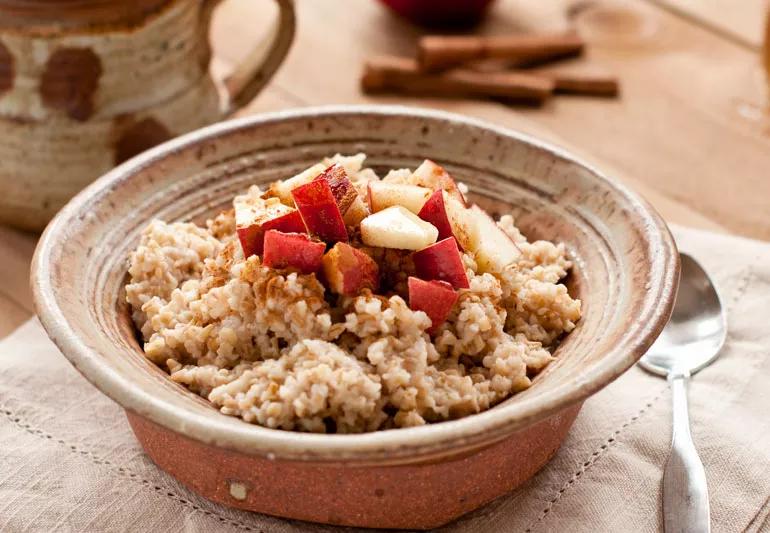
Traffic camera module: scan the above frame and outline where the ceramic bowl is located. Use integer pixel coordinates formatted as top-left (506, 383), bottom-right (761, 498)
top-left (32, 106), bottom-right (679, 529)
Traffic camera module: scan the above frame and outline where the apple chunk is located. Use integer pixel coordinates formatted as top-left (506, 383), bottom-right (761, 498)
top-left (235, 198), bottom-right (306, 258)
top-left (412, 237), bottom-right (469, 289)
top-left (411, 159), bottom-right (466, 205)
top-left (408, 277), bottom-right (459, 333)
top-left (429, 198), bottom-right (521, 272)
top-left (291, 178), bottom-right (348, 243)
top-left (442, 194), bottom-right (475, 250)
top-left (343, 195), bottom-right (369, 226)
top-left (360, 206), bottom-right (438, 250)
top-left (464, 205), bottom-right (521, 272)
top-left (417, 189), bottom-right (459, 244)
top-left (367, 181), bottom-right (432, 214)
top-left (419, 189), bottom-right (479, 253)
top-left (269, 163), bottom-right (326, 205)
top-left (262, 230), bottom-right (326, 274)
top-left (322, 242), bottom-right (380, 295)
top-left (313, 164), bottom-right (358, 216)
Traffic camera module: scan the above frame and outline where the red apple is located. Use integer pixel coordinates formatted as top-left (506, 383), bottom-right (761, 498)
top-left (378, 0), bottom-right (494, 28)
top-left (412, 237), bottom-right (469, 289)
top-left (418, 189), bottom-right (475, 252)
top-left (419, 192), bottom-right (520, 272)
top-left (291, 178), bottom-right (348, 243)
top-left (322, 242), bottom-right (379, 295)
top-left (408, 276), bottom-right (459, 333)
top-left (313, 164), bottom-right (358, 216)
top-left (417, 189), bottom-right (456, 243)
top-left (236, 199), bottom-right (307, 258)
top-left (262, 230), bottom-right (325, 274)
top-left (411, 159), bottom-right (466, 205)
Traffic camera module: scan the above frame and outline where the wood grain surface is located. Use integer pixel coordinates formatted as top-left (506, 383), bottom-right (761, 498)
top-left (4, 0), bottom-right (768, 339)
top-left (648, 0), bottom-right (767, 47)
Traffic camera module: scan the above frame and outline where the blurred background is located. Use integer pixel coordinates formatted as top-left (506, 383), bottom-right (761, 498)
top-left (218, 0), bottom-right (770, 241)
top-left (1, 0), bottom-right (769, 334)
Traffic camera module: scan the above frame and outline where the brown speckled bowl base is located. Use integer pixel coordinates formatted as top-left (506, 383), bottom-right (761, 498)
top-left (127, 403), bottom-right (581, 530)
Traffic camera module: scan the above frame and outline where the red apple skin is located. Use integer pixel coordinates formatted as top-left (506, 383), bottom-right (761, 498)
top-left (418, 190), bottom-right (456, 244)
top-left (412, 237), bottom-right (469, 289)
top-left (237, 209), bottom-right (306, 257)
top-left (237, 226), bottom-right (262, 260)
top-left (291, 178), bottom-right (349, 243)
top-left (313, 164), bottom-right (358, 215)
top-left (262, 230), bottom-right (326, 274)
top-left (322, 242), bottom-right (379, 296)
top-left (408, 276), bottom-right (459, 333)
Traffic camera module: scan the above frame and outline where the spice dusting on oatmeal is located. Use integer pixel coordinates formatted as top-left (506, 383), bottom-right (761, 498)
top-left (126, 154), bottom-right (581, 433)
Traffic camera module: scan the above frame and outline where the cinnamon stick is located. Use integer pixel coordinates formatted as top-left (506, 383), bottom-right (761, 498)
top-left (418, 33), bottom-right (585, 72)
top-left (545, 72), bottom-right (620, 97)
top-left (361, 55), bottom-right (554, 105)
top-left (466, 61), bottom-right (620, 98)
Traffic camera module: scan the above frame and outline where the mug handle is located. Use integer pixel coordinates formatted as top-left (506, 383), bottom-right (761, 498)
top-left (217, 0), bottom-right (296, 115)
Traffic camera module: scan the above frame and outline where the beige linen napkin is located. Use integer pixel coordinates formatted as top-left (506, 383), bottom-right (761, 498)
top-left (2, 225), bottom-right (770, 533)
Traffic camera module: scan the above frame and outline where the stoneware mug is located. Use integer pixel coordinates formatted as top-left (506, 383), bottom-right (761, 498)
top-left (0, 0), bottom-right (295, 231)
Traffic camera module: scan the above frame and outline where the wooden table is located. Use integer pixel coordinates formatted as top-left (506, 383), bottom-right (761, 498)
top-left (2, 0), bottom-right (768, 339)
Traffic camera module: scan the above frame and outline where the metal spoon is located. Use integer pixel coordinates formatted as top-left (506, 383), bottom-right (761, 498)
top-left (639, 253), bottom-right (727, 533)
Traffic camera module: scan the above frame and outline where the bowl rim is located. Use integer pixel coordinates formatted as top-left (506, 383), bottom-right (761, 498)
top-left (31, 105), bottom-right (679, 463)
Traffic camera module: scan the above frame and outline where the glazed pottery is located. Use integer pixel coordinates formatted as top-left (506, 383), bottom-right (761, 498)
top-left (32, 106), bottom-right (679, 529)
top-left (0, 0), bottom-right (295, 231)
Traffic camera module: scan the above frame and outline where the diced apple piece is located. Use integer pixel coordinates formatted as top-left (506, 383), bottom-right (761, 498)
top-left (465, 205), bottom-right (522, 272)
top-left (262, 230), bottom-right (325, 274)
top-left (367, 181), bottom-right (432, 214)
top-left (412, 237), bottom-right (469, 289)
top-left (438, 191), bottom-right (480, 252)
top-left (408, 277), bottom-right (459, 333)
top-left (418, 189), bottom-right (460, 245)
top-left (269, 163), bottom-right (326, 205)
top-left (360, 206), bottom-right (438, 250)
top-left (313, 164), bottom-right (358, 216)
top-left (418, 190), bottom-right (481, 253)
top-left (432, 198), bottom-right (522, 272)
top-left (291, 179), bottom-right (348, 243)
top-left (443, 192), bottom-right (504, 253)
top-left (260, 209), bottom-right (305, 236)
top-left (411, 159), bottom-right (466, 205)
top-left (235, 198), bottom-right (306, 258)
top-left (343, 195), bottom-right (369, 226)
top-left (322, 242), bottom-right (380, 295)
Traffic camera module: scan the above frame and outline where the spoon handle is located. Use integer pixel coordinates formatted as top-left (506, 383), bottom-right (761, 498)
top-left (663, 374), bottom-right (711, 533)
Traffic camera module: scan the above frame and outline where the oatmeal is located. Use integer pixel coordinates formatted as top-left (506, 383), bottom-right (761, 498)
top-left (126, 154), bottom-right (581, 433)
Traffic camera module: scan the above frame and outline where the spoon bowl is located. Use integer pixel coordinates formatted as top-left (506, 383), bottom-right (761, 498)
top-left (639, 253), bottom-right (727, 378)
